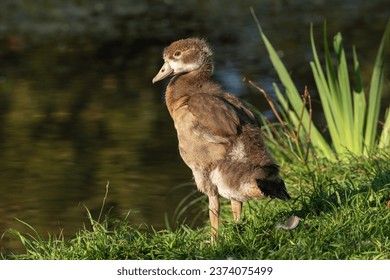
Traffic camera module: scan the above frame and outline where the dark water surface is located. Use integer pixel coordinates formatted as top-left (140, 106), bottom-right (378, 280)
top-left (0, 0), bottom-right (389, 254)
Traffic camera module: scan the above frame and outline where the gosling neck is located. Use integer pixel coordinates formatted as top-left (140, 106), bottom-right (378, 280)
top-left (168, 59), bottom-right (213, 93)
top-left (165, 59), bottom-right (214, 116)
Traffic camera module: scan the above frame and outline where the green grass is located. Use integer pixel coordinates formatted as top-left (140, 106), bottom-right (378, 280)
top-left (3, 152), bottom-right (389, 260)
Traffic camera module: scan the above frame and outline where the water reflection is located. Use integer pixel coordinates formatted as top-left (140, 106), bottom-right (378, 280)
top-left (0, 45), bottom-right (199, 254)
top-left (0, 0), bottom-right (388, 255)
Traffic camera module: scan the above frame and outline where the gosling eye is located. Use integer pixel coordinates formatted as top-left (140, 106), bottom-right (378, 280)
top-left (173, 51), bottom-right (182, 57)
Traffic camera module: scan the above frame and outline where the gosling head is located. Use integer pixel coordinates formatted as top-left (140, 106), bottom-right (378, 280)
top-left (152, 38), bottom-right (213, 83)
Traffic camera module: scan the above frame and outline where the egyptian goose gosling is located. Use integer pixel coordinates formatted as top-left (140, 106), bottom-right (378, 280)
top-left (152, 38), bottom-right (290, 240)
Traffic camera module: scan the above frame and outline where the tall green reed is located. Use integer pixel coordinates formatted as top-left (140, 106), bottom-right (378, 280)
top-left (250, 8), bottom-right (389, 162)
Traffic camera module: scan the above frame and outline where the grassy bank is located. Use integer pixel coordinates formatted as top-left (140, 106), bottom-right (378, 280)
top-left (3, 152), bottom-right (389, 260)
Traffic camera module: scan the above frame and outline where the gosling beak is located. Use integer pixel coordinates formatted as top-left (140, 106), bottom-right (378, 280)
top-left (152, 61), bottom-right (174, 83)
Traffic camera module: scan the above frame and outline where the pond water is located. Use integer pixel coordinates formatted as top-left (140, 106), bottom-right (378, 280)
top-left (0, 0), bottom-right (389, 255)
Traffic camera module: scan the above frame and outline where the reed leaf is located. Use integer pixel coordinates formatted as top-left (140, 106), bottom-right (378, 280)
top-left (364, 19), bottom-right (390, 150)
top-left (379, 108), bottom-right (390, 149)
top-left (352, 46), bottom-right (367, 153)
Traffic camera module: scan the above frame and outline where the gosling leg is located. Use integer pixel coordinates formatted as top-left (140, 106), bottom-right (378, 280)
top-left (208, 194), bottom-right (220, 242)
top-left (231, 199), bottom-right (242, 221)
